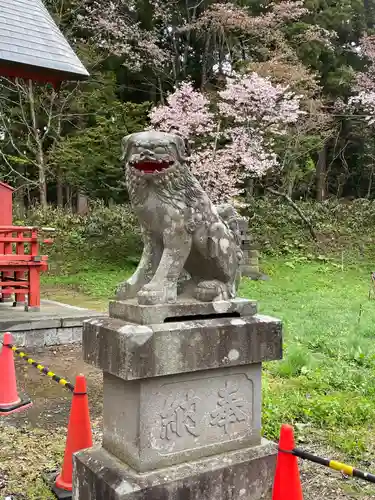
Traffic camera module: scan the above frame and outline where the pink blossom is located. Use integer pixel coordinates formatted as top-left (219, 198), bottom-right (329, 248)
top-left (187, 1), bottom-right (307, 34)
top-left (149, 82), bottom-right (215, 138)
top-left (270, 1), bottom-right (308, 22)
top-left (218, 72), bottom-right (304, 131)
top-left (189, 146), bottom-right (242, 203)
top-left (298, 25), bottom-right (337, 51)
top-left (348, 35), bottom-right (375, 124)
top-left (355, 35), bottom-right (375, 92)
top-left (77, 0), bottom-right (167, 70)
top-left (349, 92), bottom-right (375, 125)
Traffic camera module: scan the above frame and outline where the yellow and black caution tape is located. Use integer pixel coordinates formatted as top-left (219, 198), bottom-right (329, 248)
top-left (280, 447), bottom-right (375, 484)
top-left (1, 341), bottom-right (74, 392)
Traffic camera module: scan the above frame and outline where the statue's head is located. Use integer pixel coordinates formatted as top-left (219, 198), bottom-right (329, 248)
top-left (121, 130), bottom-right (190, 176)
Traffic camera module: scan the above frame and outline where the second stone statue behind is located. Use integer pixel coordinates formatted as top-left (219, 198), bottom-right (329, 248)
top-left (116, 130), bottom-right (244, 306)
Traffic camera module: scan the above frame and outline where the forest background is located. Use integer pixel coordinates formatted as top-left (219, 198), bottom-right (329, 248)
top-left (2, 0), bottom-right (375, 264)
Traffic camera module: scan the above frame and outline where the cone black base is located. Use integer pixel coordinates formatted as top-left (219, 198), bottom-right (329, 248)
top-left (0, 395), bottom-right (32, 415)
top-left (44, 471), bottom-right (72, 500)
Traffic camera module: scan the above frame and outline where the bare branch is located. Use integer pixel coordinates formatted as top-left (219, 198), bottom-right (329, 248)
top-left (266, 187), bottom-right (318, 240)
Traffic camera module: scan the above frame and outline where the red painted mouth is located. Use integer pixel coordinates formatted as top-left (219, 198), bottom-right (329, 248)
top-left (134, 161), bottom-right (172, 174)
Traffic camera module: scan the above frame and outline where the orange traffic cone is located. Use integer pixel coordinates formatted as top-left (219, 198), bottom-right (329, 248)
top-left (272, 424), bottom-right (303, 500)
top-left (54, 374), bottom-right (93, 495)
top-left (0, 332), bottom-right (32, 415)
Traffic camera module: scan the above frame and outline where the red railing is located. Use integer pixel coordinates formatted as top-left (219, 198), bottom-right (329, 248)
top-left (0, 226), bottom-right (54, 311)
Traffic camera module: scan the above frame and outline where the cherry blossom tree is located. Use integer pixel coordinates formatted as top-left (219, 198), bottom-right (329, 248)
top-left (149, 74), bottom-right (304, 202)
top-left (348, 35), bottom-right (375, 125)
top-left (76, 0), bottom-right (167, 71)
top-left (186, 1), bottom-right (308, 88)
top-left (149, 82), bottom-right (214, 137)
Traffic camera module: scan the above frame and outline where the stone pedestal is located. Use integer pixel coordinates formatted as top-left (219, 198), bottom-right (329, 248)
top-left (74, 298), bottom-right (282, 499)
top-left (238, 218), bottom-right (262, 280)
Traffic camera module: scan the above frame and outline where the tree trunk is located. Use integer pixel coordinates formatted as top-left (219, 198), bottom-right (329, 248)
top-left (316, 144), bottom-right (327, 201)
top-left (285, 173), bottom-right (295, 198)
top-left (201, 35), bottom-right (211, 90)
top-left (266, 187), bottom-right (317, 240)
top-left (65, 185), bottom-right (72, 210)
top-left (77, 192), bottom-right (89, 215)
top-left (38, 152), bottom-right (47, 207)
top-left (28, 80), bottom-right (47, 207)
top-left (56, 168), bottom-right (63, 207)
top-left (367, 165), bottom-right (374, 199)
top-left (245, 178), bottom-right (254, 202)
top-left (14, 165), bottom-right (26, 217)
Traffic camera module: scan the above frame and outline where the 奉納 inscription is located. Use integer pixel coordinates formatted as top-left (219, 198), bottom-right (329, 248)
top-left (160, 390), bottom-right (200, 440)
top-left (210, 382), bottom-right (246, 434)
top-left (150, 372), bottom-right (257, 457)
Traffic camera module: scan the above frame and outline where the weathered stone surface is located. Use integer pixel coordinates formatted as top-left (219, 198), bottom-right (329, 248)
top-left (44, 326), bottom-right (82, 345)
top-left (1, 318), bottom-right (62, 332)
top-left (109, 297), bottom-right (257, 325)
top-left (10, 331), bottom-right (26, 346)
top-left (24, 328), bottom-right (51, 347)
top-left (82, 313), bottom-right (282, 380)
top-left (103, 364), bottom-right (261, 471)
top-left (74, 440), bottom-right (276, 500)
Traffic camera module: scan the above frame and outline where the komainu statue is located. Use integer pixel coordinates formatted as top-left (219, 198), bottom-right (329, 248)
top-left (116, 131), bottom-right (243, 305)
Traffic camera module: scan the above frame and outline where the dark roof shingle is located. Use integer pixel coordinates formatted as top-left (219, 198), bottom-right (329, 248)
top-left (0, 0), bottom-right (89, 82)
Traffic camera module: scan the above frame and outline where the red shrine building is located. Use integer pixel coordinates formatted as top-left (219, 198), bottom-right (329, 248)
top-left (0, 0), bottom-right (89, 311)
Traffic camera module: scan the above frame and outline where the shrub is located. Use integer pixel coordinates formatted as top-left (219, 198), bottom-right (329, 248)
top-left (243, 197), bottom-right (375, 260)
top-left (15, 201), bottom-right (142, 273)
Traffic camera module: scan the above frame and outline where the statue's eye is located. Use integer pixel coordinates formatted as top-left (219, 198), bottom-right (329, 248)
top-left (154, 146), bottom-right (167, 155)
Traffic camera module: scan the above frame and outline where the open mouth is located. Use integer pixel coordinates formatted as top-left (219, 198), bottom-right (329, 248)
top-left (133, 160), bottom-right (173, 174)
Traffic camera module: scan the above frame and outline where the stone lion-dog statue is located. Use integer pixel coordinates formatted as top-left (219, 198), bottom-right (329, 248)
top-left (116, 130), bottom-right (243, 305)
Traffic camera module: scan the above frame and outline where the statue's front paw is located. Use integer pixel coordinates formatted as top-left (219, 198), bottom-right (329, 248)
top-left (137, 283), bottom-right (177, 305)
top-left (194, 280), bottom-right (229, 302)
top-left (116, 280), bottom-right (138, 300)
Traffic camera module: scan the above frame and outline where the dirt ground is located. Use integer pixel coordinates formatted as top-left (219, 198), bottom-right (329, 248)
top-left (0, 344), bottom-right (374, 499)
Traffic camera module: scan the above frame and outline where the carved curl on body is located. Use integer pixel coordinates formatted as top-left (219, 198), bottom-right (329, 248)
top-left (116, 130), bottom-right (243, 305)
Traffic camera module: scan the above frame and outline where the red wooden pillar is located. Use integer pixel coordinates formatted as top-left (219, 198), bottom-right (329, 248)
top-left (27, 229), bottom-right (40, 311)
top-left (0, 182), bottom-right (14, 303)
top-left (15, 230), bottom-right (26, 306)
top-left (27, 267), bottom-right (40, 311)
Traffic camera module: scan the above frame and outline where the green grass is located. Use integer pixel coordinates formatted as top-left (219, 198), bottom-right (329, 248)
top-left (240, 259), bottom-right (375, 463)
top-left (43, 257), bottom-right (375, 464)
top-left (42, 260), bottom-right (133, 301)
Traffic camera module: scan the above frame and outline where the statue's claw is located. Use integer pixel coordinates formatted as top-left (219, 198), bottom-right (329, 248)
top-left (116, 280), bottom-right (138, 300)
top-left (137, 282), bottom-right (177, 305)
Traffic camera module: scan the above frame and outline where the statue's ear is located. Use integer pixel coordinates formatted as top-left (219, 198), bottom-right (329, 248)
top-left (120, 134), bottom-right (133, 161)
top-left (184, 138), bottom-right (191, 157)
top-left (174, 134), bottom-right (190, 161)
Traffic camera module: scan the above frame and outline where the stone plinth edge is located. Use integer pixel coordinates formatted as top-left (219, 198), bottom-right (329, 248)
top-left (73, 440), bottom-right (277, 500)
top-left (109, 297), bottom-right (257, 325)
top-left (82, 313), bottom-right (282, 380)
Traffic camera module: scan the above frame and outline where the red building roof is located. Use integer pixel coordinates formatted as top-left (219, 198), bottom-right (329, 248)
top-left (0, 181), bottom-right (14, 192)
top-left (0, 0), bottom-right (89, 84)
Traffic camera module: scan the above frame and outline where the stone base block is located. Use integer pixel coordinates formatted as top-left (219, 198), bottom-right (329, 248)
top-left (73, 440), bottom-right (276, 500)
top-left (102, 364), bottom-right (262, 472)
